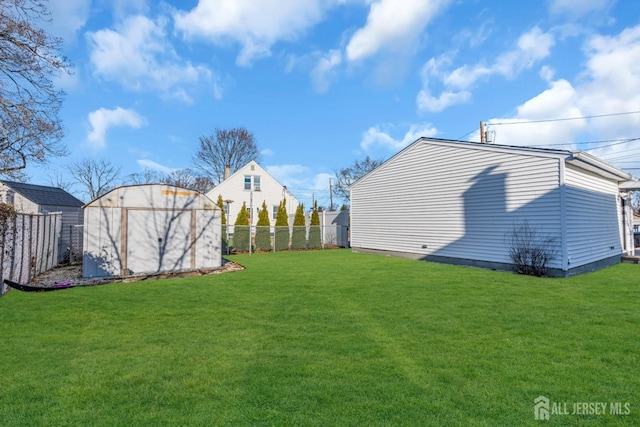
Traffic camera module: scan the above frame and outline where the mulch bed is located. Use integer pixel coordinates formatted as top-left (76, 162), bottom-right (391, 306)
top-left (30, 259), bottom-right (245, 288)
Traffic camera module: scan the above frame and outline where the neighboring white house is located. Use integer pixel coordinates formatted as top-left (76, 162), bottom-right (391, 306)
top-left (83, 184), bottom-right (221, 278)
top-left (206, 160), bottom-right (300, 225)
top-left (349, 137), bottom-right (635, 276)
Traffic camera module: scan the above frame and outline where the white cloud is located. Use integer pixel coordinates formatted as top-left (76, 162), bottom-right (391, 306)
top-left (87, 107), bottom-right (146, 149)
top-left (173, 0), bottom-right (328, 67)
top-left (481, 25), bottom-right (640, 153)
top-left (47, 0), bottom-right (91, 41)
top-left (548, 0), bottom-right (613, 18)
top-left (482, 79), bottom-right (585, 147)
top-left (418, 27), bottom-right (555, 112)
top-left (311, 50), bottom-right (342, 93)
top-left (136, 159), bottom-right (175, 174)
top-left (346, 0), bottom-right (450, 62)
top-left (112, 0), bottom-right (150, 20)
top-left (87, 15), bottom-right (213, 98)
top-left (361, 123), bottom-right (439, 153)
top-left (578, 26), bottom-right (640, 137)
top-left (416, 89), bottom-right (471, 113)
top-left (540, 65), bottom-right (555, 82)
top-left (445, 27), bottom-right (554, 89)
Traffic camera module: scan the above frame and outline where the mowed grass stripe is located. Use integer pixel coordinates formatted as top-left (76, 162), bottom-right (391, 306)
top-left (0, 249), bottom-right (638, 426)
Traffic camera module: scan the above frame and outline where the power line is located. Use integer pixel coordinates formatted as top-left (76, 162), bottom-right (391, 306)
top-left (457, 127), bottom-right (479, 140)
top-left (489, 110), bottom-right (640, 126)
top-left (532, 137), bottom-right (640, 148)
top-left (585, 137), bottom-right (640, 150)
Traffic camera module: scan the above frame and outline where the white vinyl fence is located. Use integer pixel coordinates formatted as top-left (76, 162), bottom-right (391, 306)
top-left (223, 224), bottom-right (349, 254)
top-left (1, 212), bottom-right (62, 295)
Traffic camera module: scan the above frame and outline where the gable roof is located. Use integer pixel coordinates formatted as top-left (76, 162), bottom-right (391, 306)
top-left (1, 180), bottom-right (84, 207)
top-left (208, 160), bottom-right (300, 202)
top-left (349, 137), bottom-right (632, 190)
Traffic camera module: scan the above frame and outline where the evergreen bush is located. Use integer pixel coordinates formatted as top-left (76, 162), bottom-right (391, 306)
top-left (255, 201), bottom-right (271, 251)
top-left (274, 198), bottom-right (290, 251)
top-left (216, 195), bottom-right (228, 253)
top-left (308, 201), bottom-right (321, 249)
top-left (233, 202), bottom-right (250, 252)
top-left (291, 204), bottom-right (306, 249)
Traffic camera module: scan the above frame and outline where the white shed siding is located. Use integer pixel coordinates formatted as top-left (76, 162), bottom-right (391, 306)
top-left (12, 193), bottom-right (39, 214)
top-left (83, 205), bottom-right (122, 277)
top-left (351, 141), bottom-right (564, 268)
top-left (83, 185), bottom-right (221, 278)
top-left (564, 164), bottom-right (622, 268)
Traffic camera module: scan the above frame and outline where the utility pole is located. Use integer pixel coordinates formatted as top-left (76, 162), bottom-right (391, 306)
top-left (329, 178), bottom-right (333, 211)
top-left (249, 176), bottom-right (253, 256)
top-left (480, 121), bottom-right (485, 144)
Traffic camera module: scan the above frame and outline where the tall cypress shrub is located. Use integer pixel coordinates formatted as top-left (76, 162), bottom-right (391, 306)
top-left (255, 201), bottom-right (271, 251)
top-left (233, 202), bottom-right (250, 252)
top-left (216, 195), bottom-right (228, 253)
top-left (308, 201), bottom-right (321, 249)
top-left (291, 204), bottom-right (306, 249)
top-left (274, 198), bottom-right (290, 251)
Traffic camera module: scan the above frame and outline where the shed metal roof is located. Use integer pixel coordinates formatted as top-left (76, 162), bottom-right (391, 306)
top-left (1, 180), bottom-right (84, 207)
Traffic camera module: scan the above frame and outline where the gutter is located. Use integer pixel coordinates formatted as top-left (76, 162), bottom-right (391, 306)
top-left (567, 151), bottom-right (632, 182)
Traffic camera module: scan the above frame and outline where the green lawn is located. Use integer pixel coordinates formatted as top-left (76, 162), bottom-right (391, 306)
top-left (0, 250), bottom-right (638, 426)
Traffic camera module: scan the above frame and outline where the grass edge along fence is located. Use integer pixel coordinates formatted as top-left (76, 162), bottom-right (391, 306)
top-left (0, 210), bottom-right (62, 295)
top-left (224, 224), bottom-right (348, 253)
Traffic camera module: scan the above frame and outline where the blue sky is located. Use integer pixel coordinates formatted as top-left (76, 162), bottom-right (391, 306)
top-left (28, 0), bottom-right (640, 206)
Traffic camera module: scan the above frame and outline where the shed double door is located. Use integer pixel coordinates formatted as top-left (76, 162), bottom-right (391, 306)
top-left (126, 209), bottom-right (192, 275)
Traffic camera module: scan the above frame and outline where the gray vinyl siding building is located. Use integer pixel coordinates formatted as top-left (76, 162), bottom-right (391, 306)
top-left (349, 138), bottom-right (633, 276)
top-left (0, 180), bottom-right (84, 263)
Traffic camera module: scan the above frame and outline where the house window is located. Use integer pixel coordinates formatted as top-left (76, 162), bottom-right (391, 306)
top-left (272, 205), bottom-right (278, 220)
top-left (244, 175), bottom-right (261, 191)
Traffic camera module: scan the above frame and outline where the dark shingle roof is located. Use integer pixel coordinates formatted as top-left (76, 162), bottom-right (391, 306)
top-left (1, 181), bottom-right (84, 207)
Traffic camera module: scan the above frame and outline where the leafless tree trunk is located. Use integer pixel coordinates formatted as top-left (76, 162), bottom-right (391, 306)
top-left (192, 127), bottom-right (261, 184)
top-left (0, 0), bottom-right (71, 178)
top-left (69, 158), bottom-right (121, 202)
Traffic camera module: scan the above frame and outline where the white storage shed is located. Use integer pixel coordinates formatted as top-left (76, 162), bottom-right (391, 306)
top-left (349, 138), bottom-right (634, 276)
top-left (83, 184), bottom-right (222, 278)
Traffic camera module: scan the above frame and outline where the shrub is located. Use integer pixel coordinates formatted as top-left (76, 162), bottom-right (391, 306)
top-left (255, 201), bottom-right (271, 251)
top-left (507, 220), bottom-right (558, 277)
top-left (216, 195), bottom-right (228, 253)
top-left (233, 202), bottom-right (250, 252)
top-left (308, 201), bottom-right (321, 249)
top-left (291, 204), bottom-right (307, 250)
top-left (274, 198), bottom-right (290, 251)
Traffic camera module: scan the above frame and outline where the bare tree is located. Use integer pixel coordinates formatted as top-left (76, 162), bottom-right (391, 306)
top-left (165, 169), bottom-right (214, 193)
top-left (333, 156), bottom-right (385, 203)
top-left (48, 171), bottom-right (74, 193)
top-left (191, 175), bottom-right (215, 194)
top-left (192, 127), bottom-right (261, 184)
top-left (125, 168), bottom-right (214, 193)
top-left (0, 0), bottom-right (71, 178)
top-left (69, 158), bottom-right (121, 202)
top-left (125, 168), bottom-right (165, 185)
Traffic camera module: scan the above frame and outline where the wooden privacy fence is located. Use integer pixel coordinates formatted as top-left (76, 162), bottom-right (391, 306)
top-left (1, 212), bottom-right (62, 295)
